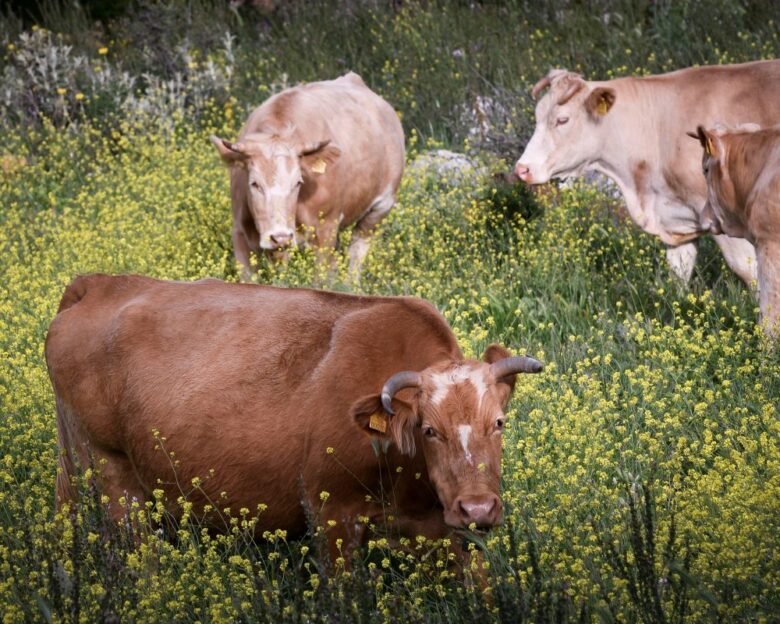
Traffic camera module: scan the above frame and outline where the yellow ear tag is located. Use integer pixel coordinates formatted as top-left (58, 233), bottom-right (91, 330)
top-left (705, 137), bottom-right (714, 157)
top-left (311, 158), bottom-right (327, 174)
top-left (597, 99), bottom-right (609, 115)
top-left (369, 413), bottom-right (387, 434)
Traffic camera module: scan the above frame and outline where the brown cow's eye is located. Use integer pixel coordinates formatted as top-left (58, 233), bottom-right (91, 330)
top-left (495, 418), bottom-right (505, 430)
top-left (423, 426), bottom-right (436, 438)
top-left (556, 116), bottom-right (569, 126)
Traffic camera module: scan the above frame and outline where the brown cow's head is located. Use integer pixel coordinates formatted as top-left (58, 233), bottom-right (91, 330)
top-left (514, 69), bottom-right (616, 185)
top-left (210, 131), bottom-right (341, 250)
top-left (688, 123), bottom-right (761, 239)
top-left (351, 344), bottom-right (543, 529)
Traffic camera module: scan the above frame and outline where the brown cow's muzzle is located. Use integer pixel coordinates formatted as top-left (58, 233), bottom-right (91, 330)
top-left (448, 493), bottom-right (503, 529)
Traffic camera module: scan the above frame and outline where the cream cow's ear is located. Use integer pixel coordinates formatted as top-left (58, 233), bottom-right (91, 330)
top-left (299, 140), bottom-right (341, 176)
top-left (585, 87), bottom-right (616, 118)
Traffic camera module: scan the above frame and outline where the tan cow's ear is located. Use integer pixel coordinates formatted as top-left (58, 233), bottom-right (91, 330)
top-left (299, 140), bottom-right (341, 176)
top-left (585, 87), bottom-right (616, 118)
top-left (692, 125), bottom-right (720, 158)
top-left (482, 344), bottom-right (516, 408)
top-left (350, 394), bottom-right (419, 456)
top-left (209, 135), bottom-right (247, 163)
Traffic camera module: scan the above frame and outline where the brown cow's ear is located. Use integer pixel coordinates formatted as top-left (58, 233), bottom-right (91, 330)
top-left (585, 87), bottom-right (616, 118)
top-left (350, 394), bottom-right (419, 456)
top-left (209, 135), bottom-right (248, 163)
top-left (299, 140), bottom-right (341, 176)
top-left (483, 344), bottom-right (517, 408)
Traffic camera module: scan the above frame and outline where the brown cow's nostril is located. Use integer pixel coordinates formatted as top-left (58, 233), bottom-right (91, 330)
top-left (456, 494), bottom-right (502, 528)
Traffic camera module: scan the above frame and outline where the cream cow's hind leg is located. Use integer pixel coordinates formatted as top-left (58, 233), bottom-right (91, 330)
top-left (348, 188), bottom-right (396, 280)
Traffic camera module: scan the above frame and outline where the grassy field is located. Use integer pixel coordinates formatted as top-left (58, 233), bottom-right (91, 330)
top-left (1, 1), bottom-right (780, 622)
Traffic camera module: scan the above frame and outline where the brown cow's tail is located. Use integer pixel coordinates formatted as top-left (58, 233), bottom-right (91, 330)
top-left (54, 397), bottom-right (79, 511)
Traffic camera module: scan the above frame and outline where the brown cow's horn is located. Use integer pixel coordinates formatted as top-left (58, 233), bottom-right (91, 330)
top-left (380, 371), bottom-right (422, 415)
top-left (490, 356), bottom-right (544, 379)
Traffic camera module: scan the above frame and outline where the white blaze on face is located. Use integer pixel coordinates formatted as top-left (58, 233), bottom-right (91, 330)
top-left (428, 366), bottom-right (488, 408)
top-left (458, 424), bottom-right (473, 465)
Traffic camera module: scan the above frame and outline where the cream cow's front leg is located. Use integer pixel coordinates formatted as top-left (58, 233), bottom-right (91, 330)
top-left (666, 241), bottom-right (699, 284)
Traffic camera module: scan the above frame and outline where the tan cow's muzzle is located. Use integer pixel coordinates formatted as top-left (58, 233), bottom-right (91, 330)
top-left (447, 493), bottom-right (503, 529)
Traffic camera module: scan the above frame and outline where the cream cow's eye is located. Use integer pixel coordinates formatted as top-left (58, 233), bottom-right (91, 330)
top-left (556, 116), bottom-right (569, 126)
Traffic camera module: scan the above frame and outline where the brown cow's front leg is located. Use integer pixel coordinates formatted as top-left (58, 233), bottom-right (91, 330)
top-left (380, 511), bottom-right (493, 588)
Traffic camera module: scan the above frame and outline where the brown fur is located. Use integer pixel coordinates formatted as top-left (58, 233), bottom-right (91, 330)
top-left (46, 274), bottom-right (538, 558)
top-left (695, 124), bottom-right (780, 334)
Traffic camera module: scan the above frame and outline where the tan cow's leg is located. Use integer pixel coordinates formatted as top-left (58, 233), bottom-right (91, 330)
top-left (232, 227), bottom-right (254, 282)
top-left (756, 240), bottom-right (780, 338)
top-left (713, 234), bottom-right (759, 289)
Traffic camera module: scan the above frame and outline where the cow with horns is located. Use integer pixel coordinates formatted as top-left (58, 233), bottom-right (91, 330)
top-left (46, 274), bottom-right (543, 560)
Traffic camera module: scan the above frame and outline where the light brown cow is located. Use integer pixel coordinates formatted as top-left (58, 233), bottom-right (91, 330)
top-left (46, 274), bottom-right (542, 559)
top-left (515, 60), bottom-right (780, 285)
top-left (692, 123), bottom-right (780, 335)
top-left (211, 72), bottom-right (405, 279)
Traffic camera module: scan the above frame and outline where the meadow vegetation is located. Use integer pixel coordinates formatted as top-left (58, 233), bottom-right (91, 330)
top-left (1, 1), bottom-right (779, 621)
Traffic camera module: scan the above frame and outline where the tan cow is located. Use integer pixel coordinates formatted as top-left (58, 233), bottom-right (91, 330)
top-left (692, 123), bottom-right (780, 334)
top-left (46, 274), bottom-right (542, 560)
top-left (515, 60), bottom-right (780, 285)
top-left (211, 72), bottom-right (404, 280)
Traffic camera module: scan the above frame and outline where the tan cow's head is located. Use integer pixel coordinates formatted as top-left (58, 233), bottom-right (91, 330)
top-left (689, 123), bottom-right (761, 239)
top-left (515, 69), bottom-right (616, 184)
top-left (211, 131), bottom-right (341, 250)
top-left (351, 345), bottom-right (543, 529)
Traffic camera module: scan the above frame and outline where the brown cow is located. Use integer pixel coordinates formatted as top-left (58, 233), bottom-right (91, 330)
top-left (692, 123), bottom-right (780, 335)
top-left (46, 274), bottom-right (542, 559)
top-left (210, 72), bottom-right (405, 280)
top-left (515, 60), bottom-right (780, 286)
